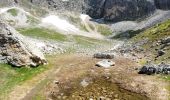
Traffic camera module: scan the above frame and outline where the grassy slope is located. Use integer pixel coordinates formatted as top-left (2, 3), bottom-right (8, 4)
top-left (0, 63), bottom-right (48, 98)
top-left (132, 19), bottom-right (170, 63)
top-left (17, 28), bottom-right (67, 41)
top-left (7, 9), bottom-right (18, 16)
top-left (131, 19), bottom-right (170, 80)
top-left (0, 55), bottom-right (60, 99)
top-left (97, 25), bottom-right (113, 36)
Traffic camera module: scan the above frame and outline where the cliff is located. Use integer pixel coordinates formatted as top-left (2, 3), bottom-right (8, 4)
top-left (0, 0), bottom-right (170, 22)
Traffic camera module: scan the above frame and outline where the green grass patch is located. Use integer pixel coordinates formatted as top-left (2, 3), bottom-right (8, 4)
top-left (113, 30), bottom-right (143, 39)
top-left (132, 20), bottom-right (170, 43)
top-left (97, 25), bottom-right (112, 36)
top-left (7, 9), bottom-right (18, 16)
top-left (0, 63), bottom-right (48, 98)
top-left (74, 35), bottom-right (108, 47)
top-left (26, 15), bottom-right (40, 24)
top-left (130, 19), bottom-right (170, 64)
top-left (0, 55), bottom-right (61, 99)
top-left (17, 28), bottom-right (67, 41)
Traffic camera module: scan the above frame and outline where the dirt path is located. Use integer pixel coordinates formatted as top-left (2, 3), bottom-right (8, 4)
top-left (7, 61), bottom-right (62, 100)
top-left (7, 54), bottom-right (169, 100)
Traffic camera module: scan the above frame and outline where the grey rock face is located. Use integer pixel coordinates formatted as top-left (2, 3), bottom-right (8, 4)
top-left (154, 0), bottom-right (170, 10)
top-left (1, 0), bottom-right (170, 22)
top-left (30, 0), bottom-right (85, 13)
top-left (0, 20), bottom-right (47, 67)
top-left (86, 0), bottom-right (156, 22)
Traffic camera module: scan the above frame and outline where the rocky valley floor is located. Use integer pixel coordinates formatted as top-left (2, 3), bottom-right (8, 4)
top-left (1, 53), bottom-right (168, 100)
top-left (0, 3), bottom-right (170, 100)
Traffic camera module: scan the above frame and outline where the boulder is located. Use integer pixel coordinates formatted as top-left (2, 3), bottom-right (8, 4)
top-left (0, 20), bottom-right (47, 67)
top-left (95, 60), bottom-right (115, 68)
top-left (94, 53), bottom-right (114, 59)
top-left (138, 63), bottom-right (157, 75)
top-left (161, 37), bottom-right (170, 44)
top-left (138, 62), bottom-right (170, 75)
top-left (157, 50), bottom-right (165, 56)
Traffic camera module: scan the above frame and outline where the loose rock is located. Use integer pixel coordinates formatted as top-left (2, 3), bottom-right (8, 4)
top-left (96, 60), bottom-right (115, 68)
top-left (94, 53), bottom-right (114, 59)
top-left (138, 62), bottom-right (170, 75)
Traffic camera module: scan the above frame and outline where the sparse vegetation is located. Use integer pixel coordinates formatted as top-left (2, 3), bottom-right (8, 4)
top-left (26, 15), bottom-right (40, 24)
top-left (80, 24), bottom-right (89, 32)
top-left (7, 9), bottom-right (18, 16)
top-left (131, 20), bottom-right (170, 63)
top-left (89, 23), bottom-right (95, 31)
top-left (97, 25), bottom-right (112, 36)
top-left (0, 63), bottom-right (48, 98)
top-left (17, 28), bottom-right (67, 41)
top-left (73, 35), bottom-right (109, 47)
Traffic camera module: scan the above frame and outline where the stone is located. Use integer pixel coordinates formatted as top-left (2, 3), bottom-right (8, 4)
top-left (138, 62), bottom-right (170, 75)
top-left (161, 37), bottom-right (170, 44)
top-left (96, 60), bottom-right (115, 68)
top-left (157, 50), bottom-right (165, 56)
top-left (0, 20), bottom-right (47, 67)
top-left (94, 53), bottom-right (114, 59)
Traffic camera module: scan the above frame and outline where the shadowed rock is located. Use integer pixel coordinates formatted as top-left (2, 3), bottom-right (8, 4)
top-left (138, 62), bottom-right (170, 75)
top-left (94, 53), bottom-right (114, 59)
top-left (0, 20), bottom-right (47, 67)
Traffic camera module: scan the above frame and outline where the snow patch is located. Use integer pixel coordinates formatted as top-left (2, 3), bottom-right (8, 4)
top-left (42, 15), bottom-right (79, 32)
top-left (80, 14), bottom-right (88, 21)
top-left (0, 7), bottom-right (9, 14)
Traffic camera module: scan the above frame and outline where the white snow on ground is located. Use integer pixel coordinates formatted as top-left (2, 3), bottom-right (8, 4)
top-left (80, 14), bottom-right (89, 21)
top-left (0, 7), bottom-right (9, 14)
top-left (41, 15), bottom-right (104, 39)
top-left (42, 15), bottom-right (79, 32)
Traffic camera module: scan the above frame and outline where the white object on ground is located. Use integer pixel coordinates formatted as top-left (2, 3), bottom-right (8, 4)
top-left (96, 60), bottom-right (115, 68)
top-left (80, 79), bottom-right (89, 87)
top-left (80, 14), bottom-right (89, 21)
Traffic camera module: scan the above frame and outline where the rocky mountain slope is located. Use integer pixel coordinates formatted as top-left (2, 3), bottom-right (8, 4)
top-left (0, 0), bottom-right (170, 22)
top-left (0, 1), bottom-right (169, 100)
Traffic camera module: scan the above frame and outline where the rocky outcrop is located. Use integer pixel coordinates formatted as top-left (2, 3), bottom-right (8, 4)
top-left (0, 20), bottom-right (47, 67)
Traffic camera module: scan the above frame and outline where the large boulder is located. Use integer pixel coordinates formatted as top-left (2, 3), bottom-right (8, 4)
top-left (94, 52), bottom-right (114, 59)
top-left (138, 63), bottom-right (170, 75)
top-left (0, 20), bottom-right (47, 67)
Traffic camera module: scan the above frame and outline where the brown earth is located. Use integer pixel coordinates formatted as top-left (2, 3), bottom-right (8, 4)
top-left (18, 54), bottom-right (169, 100)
